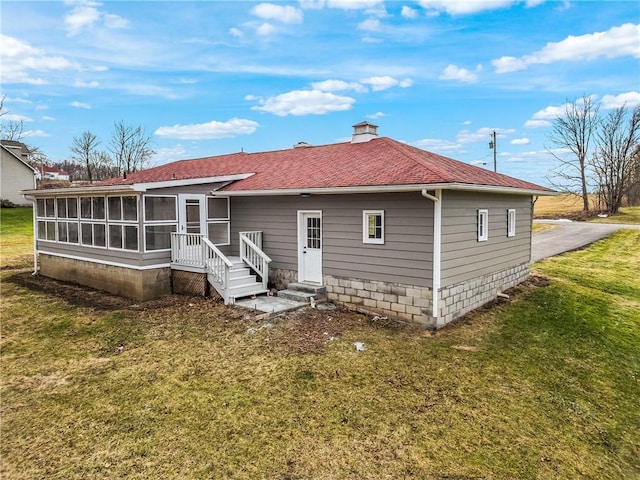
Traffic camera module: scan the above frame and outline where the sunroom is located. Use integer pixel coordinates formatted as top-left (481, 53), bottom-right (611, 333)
top-left (26, 177), bottom-right (270, 303)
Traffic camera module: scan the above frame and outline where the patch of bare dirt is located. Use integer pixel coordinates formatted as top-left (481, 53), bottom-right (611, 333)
top-left (5, 271), bottom-right (195, 312)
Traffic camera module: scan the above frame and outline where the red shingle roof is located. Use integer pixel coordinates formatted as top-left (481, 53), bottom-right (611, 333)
top-left (98, 137), bottom-right (551, 193)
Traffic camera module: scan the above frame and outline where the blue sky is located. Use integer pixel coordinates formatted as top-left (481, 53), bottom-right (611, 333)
top-left (1, 0), bottom-right (639, 187)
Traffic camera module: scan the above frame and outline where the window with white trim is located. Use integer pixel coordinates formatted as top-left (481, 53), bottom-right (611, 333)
top-left (36, 197), bottom-right (79, 243)
top-left (507, 209), bottom-right (516, 237)
top-left (144, 196), bottom-right (177, 251)
top-left (363, 210), bottom-right (384, 244)
top-left (107, 195), bottom-right (139, 251)
top-left (207, 197), bottom-right (230, 245)
top-left (80, 196), bottom-right (107, 247)
top-left (478, 209), bottom-right (489, 242)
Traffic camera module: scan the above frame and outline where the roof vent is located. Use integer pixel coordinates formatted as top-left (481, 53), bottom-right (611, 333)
top-left (351, 121), bottom-right (378, 143)
top-left (293, 141), bottom-right (312, 148)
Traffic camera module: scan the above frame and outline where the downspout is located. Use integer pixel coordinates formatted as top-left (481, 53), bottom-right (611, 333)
top-left (23, 194), bottom-right (39, 276)
top-left (421, 189), bottom-right (441, 319)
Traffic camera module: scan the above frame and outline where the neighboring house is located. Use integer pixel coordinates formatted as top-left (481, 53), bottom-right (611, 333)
top-left (23, 122), bottom-right (554, 328)
top-left (1, 141), bottom-right (37, 206)
top-left (37, 166), bottom-right (71, 181)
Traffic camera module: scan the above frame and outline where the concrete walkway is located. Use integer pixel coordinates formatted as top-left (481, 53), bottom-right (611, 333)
top-left (531, 220), bottom-right (640, 262)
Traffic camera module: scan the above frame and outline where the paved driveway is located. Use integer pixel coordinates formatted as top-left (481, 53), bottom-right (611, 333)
top-left (531, 220), bottom-right (640, 262)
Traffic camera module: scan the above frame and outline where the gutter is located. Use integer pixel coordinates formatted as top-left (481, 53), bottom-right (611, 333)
top-left (217, 183), bottom-right (555, 197)
top-left (421, 189), bottom-right (441, 319)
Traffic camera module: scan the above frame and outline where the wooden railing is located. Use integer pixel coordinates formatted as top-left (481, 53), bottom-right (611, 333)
top-left (202, 237), bottom-right (234, 304)
top-left (171, 232), bottom-right (205, 266)
top-left (239, 231), bottom-right (272, 290)
top-left (171, 233), bottom-right (234, 304)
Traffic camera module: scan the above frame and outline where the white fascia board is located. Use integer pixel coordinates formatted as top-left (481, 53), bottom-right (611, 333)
top-left (137, 173), bottom-right (255, 191)
top-left (22, 185), bottom-right (140, 196)
top-left (216, 182), bottom-right (555, 197)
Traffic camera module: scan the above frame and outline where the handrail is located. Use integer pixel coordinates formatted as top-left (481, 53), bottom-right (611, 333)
top-left (239, 232), bottom-right (271, 290)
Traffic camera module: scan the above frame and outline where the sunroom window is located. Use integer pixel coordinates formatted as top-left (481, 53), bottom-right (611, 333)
top-left (144, 196), bottom-right (177, 251)
top-left (207, 197), bottom-right (230, 245)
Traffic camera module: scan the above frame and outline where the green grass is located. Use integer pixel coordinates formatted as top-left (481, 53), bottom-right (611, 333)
top-left (588, 206), bottom-right (640, 225)
top-left (0, 207), bottom-right (34, 269)
top-left (2, 208), bottom-right (640, 479)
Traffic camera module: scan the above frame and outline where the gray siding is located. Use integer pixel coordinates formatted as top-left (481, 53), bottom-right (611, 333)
top-left (1, 148), bottom-right (36, 206)
top-left (230, 192), bottom-right (434, 287)
top-left (440, 191), bottom-right (532, 287)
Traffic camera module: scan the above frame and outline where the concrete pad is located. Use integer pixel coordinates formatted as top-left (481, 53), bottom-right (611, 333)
top-left (234, 295), bottom-right (307, 314)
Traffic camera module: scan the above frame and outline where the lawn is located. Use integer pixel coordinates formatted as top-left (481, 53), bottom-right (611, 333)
top-left (1, 209), bottom-right (639, 479)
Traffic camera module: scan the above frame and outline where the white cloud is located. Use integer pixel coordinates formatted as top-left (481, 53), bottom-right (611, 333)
top-left (311, 79), bottom-right (367, 93)
top-left (439, 64), bottom-right (479, 83)
top-left (367, 111), bottom-right (385, 119)
top-left (360, 76), bottom-right (398, 91)
top-left (2, 113), bottom-right (32, 122)
top-left (251, 3), bottom-right (303, 24)
top-left (251, 89), bottom-right (355, 116)
top-left (457, 127), bottom-right (514, 143)
top-left (401, 5), bottom-right (419, 18)
top-left (229, 27), bottom-right (244, 38)
top-left (64, 1), bottom-right (129, 36)
top-left (74, 79), bottom-right (99, 88)
top-left (0, 34), bottom-right (79, 84)
top-left (71, 101), bottom-right (91, 109)
top-left (399, 78), bottom-right (414, 88)
top-left (327, 0), bottom-right (385, 10)
top-left (256, 23), bottom-right (278, 36)
top-left (42, 116), bottom-right (56, 121)
top-left (358, 18), bottom-right (381, 31)
top-left (462, 120), bottom-right (472, 125)
top-left (492, 23), bottom-right (640, 73)
top-left (511, 138), bottom-right (531, 145)
top-left (151, 144), bottom-right (187, 164)
top-left (414, 137), bottom-right (462, 152)
top-left (524, 119), bottom-right (551, 128)
top-left (155, 118), bottom-right (259, 140)
top-left (417, 0), bottom-right (520, 15)
top-left (23, 129), bottom-right (50, 138)
top-left (531, 104), bottom-right (566, 119)
top-left (600, 91), bottom-right (640, 109)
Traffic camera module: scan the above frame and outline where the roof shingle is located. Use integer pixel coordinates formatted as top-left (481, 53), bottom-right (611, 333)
top-left (98, 137), bottom-right (551, 193)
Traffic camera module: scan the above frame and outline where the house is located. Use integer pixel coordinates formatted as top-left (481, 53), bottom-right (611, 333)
top-left (22, 122), bottom-right (554, 328)
top-left (37, 165), bottom-right (71, 181)
top-left (1, 141), bottom-right (37, 206)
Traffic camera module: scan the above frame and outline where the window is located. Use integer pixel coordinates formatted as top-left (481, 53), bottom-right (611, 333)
top-left (108, 196), bottom-right (137, 221)
top-left (307, 216), bottom-right (321, 249)
top-left (144, 196), bottom-right (177, 251)
top-left (478, 209), bottom-right (489, 242)
top-left (80, 196), bottom-right (106, 247)
top-left (206, 196), bottom-right (230, 245)
top-left (363, 210), bottom-right (384, 244)
top-left (507, 209), bottom-right (516, 237)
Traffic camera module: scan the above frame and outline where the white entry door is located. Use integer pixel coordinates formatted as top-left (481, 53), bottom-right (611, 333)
top-left (178, 194), bottom-right (206, 235)
top-left (298, 211), bottom-right (323, 283)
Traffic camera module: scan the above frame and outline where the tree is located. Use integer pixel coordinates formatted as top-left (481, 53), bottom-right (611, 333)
top-left (591, 106), bottom-right (640, 214)
top-left (0, 94), bottom-right (25, 141)
top-left (628, 145), bottom-right (640, 206)
top-left (70, 131), bottom-right (101, 183)
top-left (109, 121), bottom-right (154, 176)
top-left (547, 95), bottom-right (599, 212)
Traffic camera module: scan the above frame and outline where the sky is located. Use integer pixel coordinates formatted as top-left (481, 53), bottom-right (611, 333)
top-left (1, 0), bottom-right (639, 188)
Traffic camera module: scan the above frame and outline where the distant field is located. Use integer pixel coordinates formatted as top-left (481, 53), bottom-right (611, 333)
top-left (533, 194), bottom-right (598, 218)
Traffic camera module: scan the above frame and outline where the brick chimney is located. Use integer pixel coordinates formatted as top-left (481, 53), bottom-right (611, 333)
top-left (351, 121), bottom-right (378, 143)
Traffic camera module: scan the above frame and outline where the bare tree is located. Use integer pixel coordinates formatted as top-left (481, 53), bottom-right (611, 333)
top-left (591, 106), bottom-right (640, 214)
top-left (628, 145), bottom-right (640, 206)
top-left (109, 121), bottom-right (154, 175)
top-left (0, 94), bottom-right (25, 141)
top-left (547, 95), bottom-right (599, 212)
top-left (70, 131), bottom-right (101, 183)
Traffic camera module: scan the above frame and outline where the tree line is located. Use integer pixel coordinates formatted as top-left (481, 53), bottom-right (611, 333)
top-left (548, 96), bottom-right (640, 215)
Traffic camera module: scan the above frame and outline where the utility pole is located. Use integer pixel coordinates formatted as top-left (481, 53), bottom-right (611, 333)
top-left (489, 130), bottom-right (497, 172)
